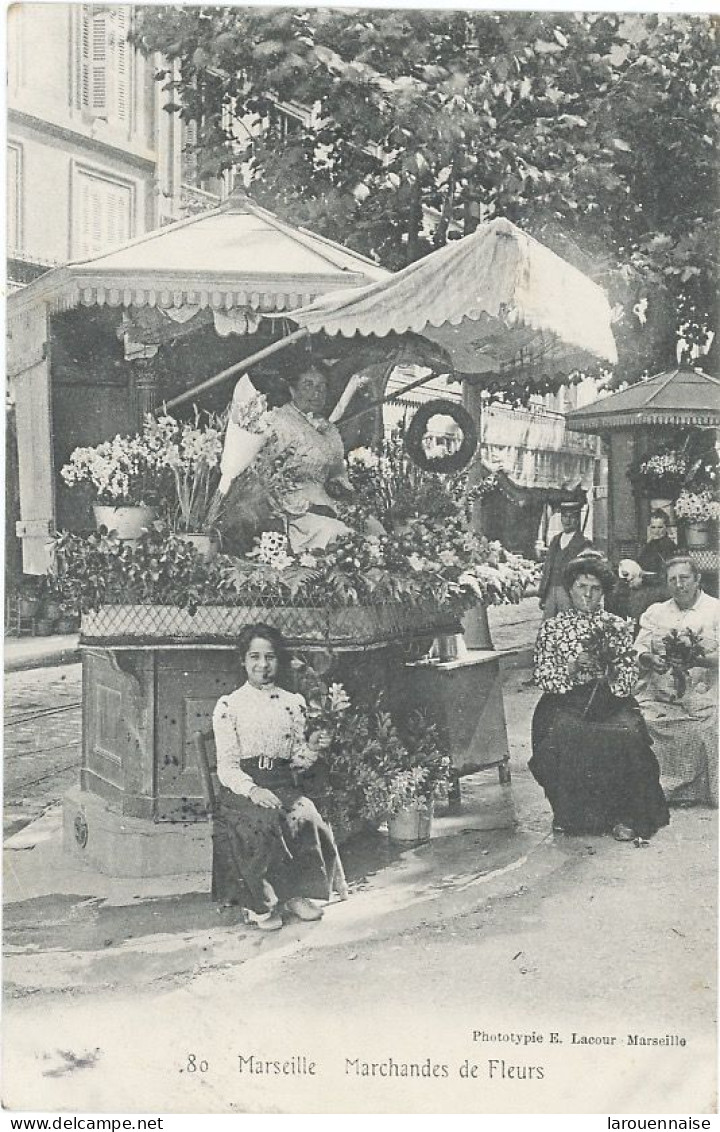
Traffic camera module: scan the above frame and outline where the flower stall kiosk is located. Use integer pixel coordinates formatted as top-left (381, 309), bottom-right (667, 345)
top-left (567, 366), bottom-right (720, 593)
top-left (12, 196), bottom-right (618, 877)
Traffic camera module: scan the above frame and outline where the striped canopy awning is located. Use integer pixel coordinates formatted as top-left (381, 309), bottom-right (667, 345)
top-left (285, 217), bottom-right (617, 380)
top-left (566, 367), bottom-right (720, 432)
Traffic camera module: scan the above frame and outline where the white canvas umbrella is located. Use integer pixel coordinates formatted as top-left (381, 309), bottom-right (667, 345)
top-left (285, 217), bottom-right (618, 382)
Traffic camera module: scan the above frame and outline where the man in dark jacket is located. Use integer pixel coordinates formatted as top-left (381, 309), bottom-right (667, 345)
top-left (637, 509), bottom-right (678, 578)
top-left (538, 501), bottom-right (593, 618)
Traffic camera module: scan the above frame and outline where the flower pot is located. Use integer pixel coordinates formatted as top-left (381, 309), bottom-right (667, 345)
top-left (387, 803), bottom-right (434, 844)
top-left (684, 522), bottom-right (711, 549)
top-left (93, 505), bottom-right (155, 541)
top-left (461, 602), bottom-right (493, 649)
top-left (175, 532), bottom-right (218, 562)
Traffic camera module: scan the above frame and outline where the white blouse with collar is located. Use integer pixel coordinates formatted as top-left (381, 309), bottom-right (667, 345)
top-left (212, 683), bottom-right (310, 798)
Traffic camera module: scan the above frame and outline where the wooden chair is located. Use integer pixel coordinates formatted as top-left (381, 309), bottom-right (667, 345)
top-left (193, 729), bottom-right (219, 815)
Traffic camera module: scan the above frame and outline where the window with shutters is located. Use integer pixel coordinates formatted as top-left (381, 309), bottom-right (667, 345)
top-left (79, 5), bottom-right (132, 126)
top-left (73, 167), bottom-right (134, 258)
top-left (7, 143), bottom-right (22, 253)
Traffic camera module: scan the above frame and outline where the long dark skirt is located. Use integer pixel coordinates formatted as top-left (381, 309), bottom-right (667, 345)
top-left (529, 683), bottom-right (670, 839)
top-left (212, 772), bottom-right (347, 913)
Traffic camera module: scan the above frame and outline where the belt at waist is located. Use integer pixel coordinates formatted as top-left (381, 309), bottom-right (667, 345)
top-left (242, 757), bottom-right (295, 789)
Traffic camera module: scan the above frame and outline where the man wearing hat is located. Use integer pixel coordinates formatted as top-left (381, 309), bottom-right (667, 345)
top-left (538, 500), bottom-right (593, 619)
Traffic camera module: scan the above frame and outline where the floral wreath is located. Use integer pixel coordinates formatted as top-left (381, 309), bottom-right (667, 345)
top-left (404, 399), bottom-right (478, 474)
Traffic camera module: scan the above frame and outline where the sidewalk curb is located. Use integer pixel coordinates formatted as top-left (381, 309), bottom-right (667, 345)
top-left (4, 639), bottom-right (81, 673)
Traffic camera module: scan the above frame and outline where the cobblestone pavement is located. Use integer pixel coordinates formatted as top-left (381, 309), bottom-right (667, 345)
top-left (4, 663), bottom-right (82, 839)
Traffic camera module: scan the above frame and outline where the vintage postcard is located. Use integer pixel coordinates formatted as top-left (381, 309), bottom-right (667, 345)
top-left (4, 3), bottom-right (717, 1119)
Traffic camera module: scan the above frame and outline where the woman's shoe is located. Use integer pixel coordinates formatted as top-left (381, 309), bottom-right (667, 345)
top-left (283, 897), bottom-right (323, 922)
top-left (612, 824), bottom-right (636, 842)
top-left (251, 909), bottom-right (284, 932)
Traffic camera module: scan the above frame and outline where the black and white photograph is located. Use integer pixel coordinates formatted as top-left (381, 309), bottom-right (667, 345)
top-left (4, 3), bottom-right (718, 1118)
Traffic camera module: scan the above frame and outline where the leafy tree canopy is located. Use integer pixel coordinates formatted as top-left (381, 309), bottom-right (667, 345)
top-left (133, 8), bottom-right (719, 384)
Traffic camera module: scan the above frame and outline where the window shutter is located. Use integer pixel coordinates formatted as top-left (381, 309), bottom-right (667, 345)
top-left (75, 170), bottom-right (133, 257)
top-left (80, 5), bottom-right (91, 109)
top-left (90, 9), bottom-right (107, 116)
top-left (113, 8), bottom-right (130, 124)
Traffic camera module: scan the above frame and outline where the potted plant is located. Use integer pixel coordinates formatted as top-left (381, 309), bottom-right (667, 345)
top-left (17, 578), bottom-right (41, 622)
top-left (60, 428), bottom-right (164, 539)
top-left (49, 524), bottom-right (217, 617)
top-left (144, 410), bottom-right (224, 558)
top-left (301, 678), bottom-right (451, 845)
top-left (628, 447), bottom-right (689, 507)
top-left (674, 489), bottom-right (720, 548)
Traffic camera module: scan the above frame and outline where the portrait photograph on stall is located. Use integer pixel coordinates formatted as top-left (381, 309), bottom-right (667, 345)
top-left (3, 4), bottom-right (717, 1123)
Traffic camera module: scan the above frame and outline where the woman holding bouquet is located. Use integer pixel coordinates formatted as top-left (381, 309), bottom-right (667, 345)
top-left (530, 555), bottom-right (669, 842)
top-left (212, 623), bottom-right (348, 931)
top-left (217, 361), bottom-right (376, 554)
top-left (634, 557), bottom-right (719, 806)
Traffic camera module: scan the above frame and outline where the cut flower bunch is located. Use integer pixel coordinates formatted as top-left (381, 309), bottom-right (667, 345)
top-left (61, 432), bottom-right (164, 507)
top-left (673, 489), bottom-right (720, 524)
top-left (297, 676), bottom-right (451, 838)
top-left (61, 409), bottom-right (224, 528)
top-left (143, 410), bottom-right (224, 533)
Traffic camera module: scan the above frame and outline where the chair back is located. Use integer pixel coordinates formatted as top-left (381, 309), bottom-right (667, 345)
top-left (193, 730), bottom-right (219, 814)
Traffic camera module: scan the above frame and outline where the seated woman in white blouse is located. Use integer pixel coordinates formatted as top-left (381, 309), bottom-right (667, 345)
top-left (212, 622), bottom-right (348, 931)
top-left (634, 556), bottom-right (719, 806)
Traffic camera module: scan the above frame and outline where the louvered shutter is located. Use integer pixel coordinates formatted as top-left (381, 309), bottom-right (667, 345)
top-left (91, 10), bottom-right (108, 116)
top-left (112, 8), bottom-right (130, 124)
top-left (75, 170), bottom-right (132, 257)
top-left (80, 5), bottom-right (91, 109)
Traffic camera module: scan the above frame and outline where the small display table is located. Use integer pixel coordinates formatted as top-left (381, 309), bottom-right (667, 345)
top-left (404, 650), bottom-right (512, 803)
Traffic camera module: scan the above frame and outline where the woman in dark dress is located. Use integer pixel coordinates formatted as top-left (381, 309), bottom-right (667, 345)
top-left (212, 623), bottom-right (348, 930)
top-left (529, 555), bottom-right (669, 842)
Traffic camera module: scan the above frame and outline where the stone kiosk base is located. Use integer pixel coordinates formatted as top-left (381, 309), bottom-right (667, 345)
top-left (63, 786), bottom-right (212, 877)
top-left (64, 602), bottom-right (461, 877)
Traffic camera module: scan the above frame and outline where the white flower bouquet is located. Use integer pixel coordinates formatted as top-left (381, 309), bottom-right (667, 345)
top-left (144, 410), bottom-right (224, 533)
top-left (674, 489), bottom-right (720, 524)
top-left (459, 543), bottom-right (541, 605)
top-left (60, 433), bottom-right (163, 506)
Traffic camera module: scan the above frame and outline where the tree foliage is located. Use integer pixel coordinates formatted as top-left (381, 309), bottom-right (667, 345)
top-left (133, 8), bottom-right (719, 382)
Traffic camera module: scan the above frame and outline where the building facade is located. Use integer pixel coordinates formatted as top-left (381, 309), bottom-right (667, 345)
top-left (7, 3), bottom-right (184, 287)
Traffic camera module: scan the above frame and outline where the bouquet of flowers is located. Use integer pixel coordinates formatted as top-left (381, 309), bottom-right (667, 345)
top-left (144, 410), bottom-right (224, 533)
top-left (673, 489), bottom-right (720, 524)
top-left (578, 613), bottom-right (637, 716)
top-left (459, 543), bottom-right (541, 606)
top-left (661, 628), bottom-right (706, 698)
top-left (628, 448), bottom-right (688, 497)
top-left (60, 432), bottom-right (164, 506)
top-left (300, 678), bottom-right (451, 837)
top-left (346, 436), bottom-right (479, 530)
